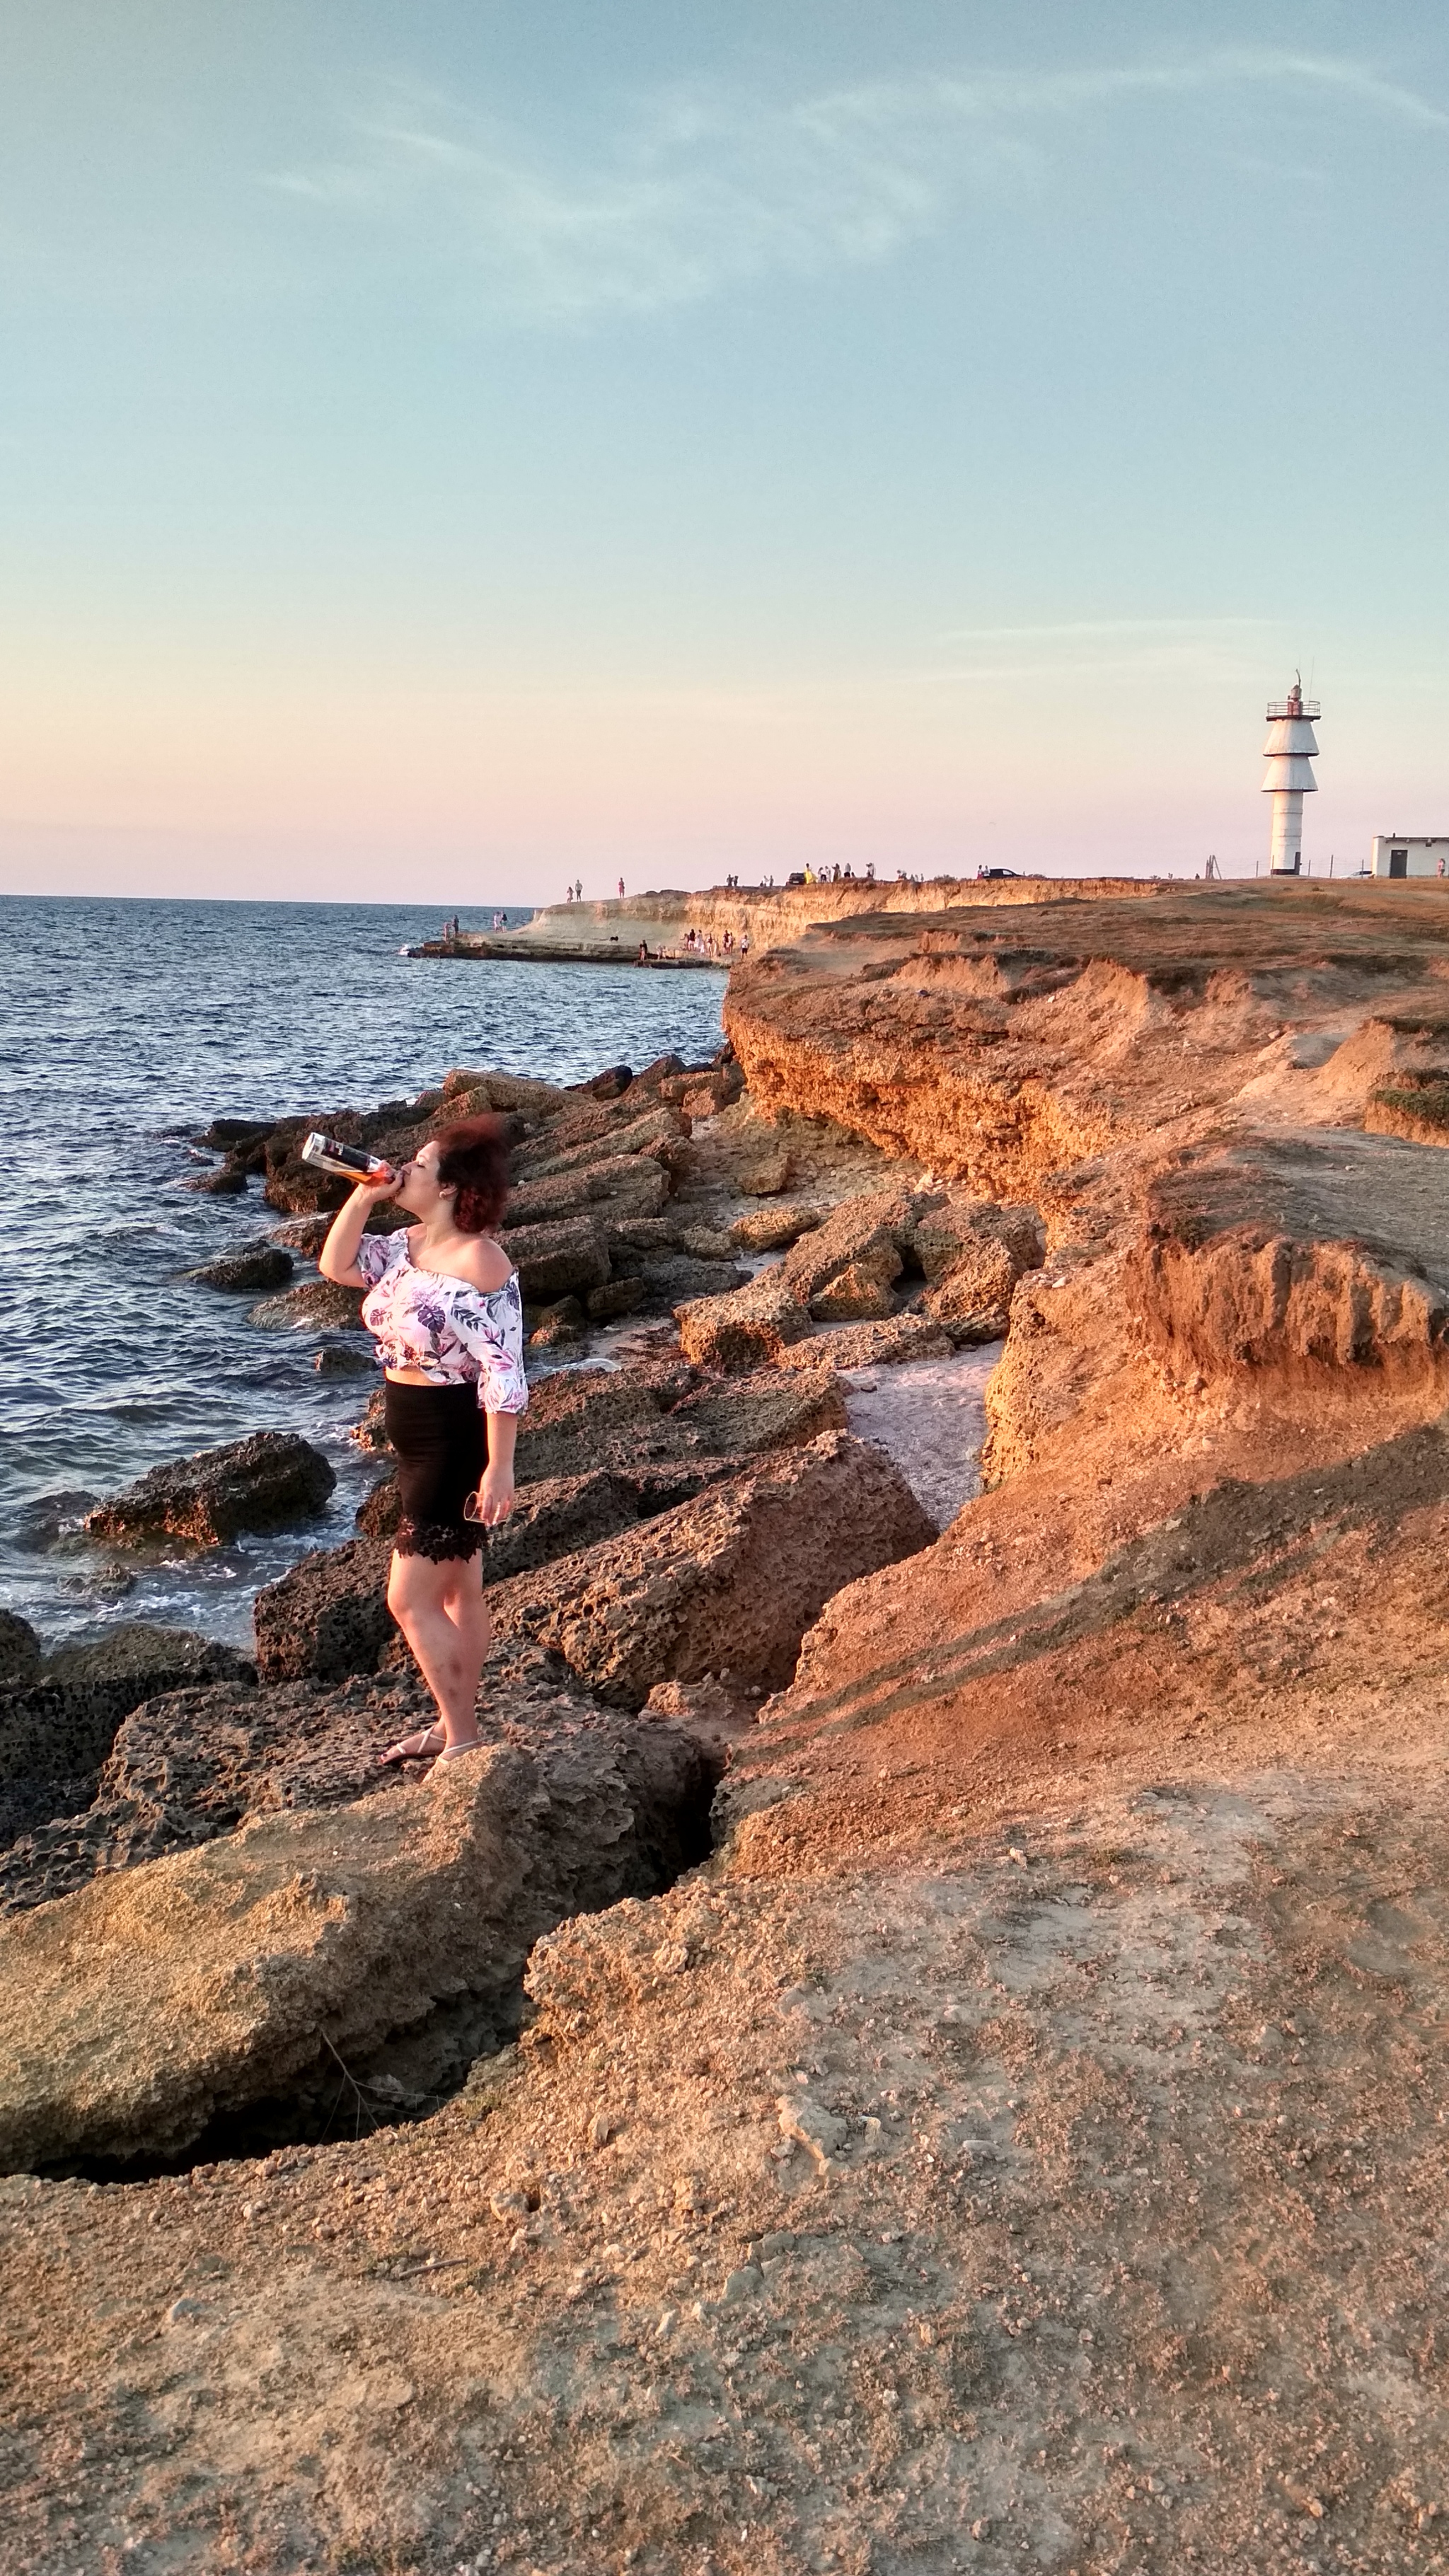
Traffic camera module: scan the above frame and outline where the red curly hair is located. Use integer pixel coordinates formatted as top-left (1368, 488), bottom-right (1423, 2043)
top-left (434, 1115), bottom-right (511, 1234)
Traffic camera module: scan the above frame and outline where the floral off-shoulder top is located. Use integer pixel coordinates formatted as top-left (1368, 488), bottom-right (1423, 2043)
top-left (353, 1229), bottom-right (528, 1414)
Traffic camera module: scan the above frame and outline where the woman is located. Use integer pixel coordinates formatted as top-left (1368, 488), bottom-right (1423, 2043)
top-left (319, 1116), bottom-right (526, 1769)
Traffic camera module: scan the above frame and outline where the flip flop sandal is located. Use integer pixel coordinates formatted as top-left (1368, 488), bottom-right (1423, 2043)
top-left (379, 1723), bottom-right (444, 1767)
top-left (432, 1738), bottom-right (486, 1767)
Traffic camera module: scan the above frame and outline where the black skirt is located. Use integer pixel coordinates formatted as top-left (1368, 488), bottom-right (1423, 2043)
top-left (383, 1379), bottom-right (487, 1561)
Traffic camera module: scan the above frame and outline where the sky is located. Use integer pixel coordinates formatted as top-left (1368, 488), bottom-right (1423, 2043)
top-left (0, 1), bottom-right (1445, 906)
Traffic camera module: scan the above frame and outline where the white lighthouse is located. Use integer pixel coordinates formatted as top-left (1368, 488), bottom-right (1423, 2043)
top-left (1262, 677), bottom-right (1320, 875)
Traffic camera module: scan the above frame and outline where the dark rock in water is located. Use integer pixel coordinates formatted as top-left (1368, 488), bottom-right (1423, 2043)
top-left (270, 1212), bottom-right (333, 1255)
top-left (271, 1207), bottom-right (394, 1254)
top-left (195, 1118), bottom-right (275, 1151)
top-left (252, 1537), bottom-right (395, 1684)
top-left (11, 1491), bottom-right (98, 1556)
top-left (0, 1614), bottom-right (41, 1685)
top-left (185, 1242), bottom-right (294, 1294)
top-left (248, 1278), bottom-right (364, 1332)
top-left (0, 1623), bottom-right (255, 1849)
top-left (57, 1563), bottom-right (137, 1602)
top-left (85, 1431), bottom-right (336, 1548)
top-left (314, 1343), bottom-right (373, 1377)
top-left (183, 1164), bottom-right (248, 1196)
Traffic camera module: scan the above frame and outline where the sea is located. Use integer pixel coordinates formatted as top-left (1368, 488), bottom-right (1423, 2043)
top-left (0, 894), bottom-right (726, 1651)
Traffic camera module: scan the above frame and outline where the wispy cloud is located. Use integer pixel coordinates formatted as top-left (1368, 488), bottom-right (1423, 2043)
top-left (922, 614), bottom-right (1293, 688)
top-left (263, 50), bottom-right (1448, 326)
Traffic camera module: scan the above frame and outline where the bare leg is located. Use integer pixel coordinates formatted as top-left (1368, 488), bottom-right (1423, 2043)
top-left (386, 1549), bottom-right (492, 1750)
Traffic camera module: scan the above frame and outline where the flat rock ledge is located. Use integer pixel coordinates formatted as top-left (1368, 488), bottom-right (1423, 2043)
top-left (0, 1721), bottom-right (708, 2174)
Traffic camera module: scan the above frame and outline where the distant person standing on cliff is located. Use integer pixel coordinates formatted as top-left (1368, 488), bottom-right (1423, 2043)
top-left (319, 1119), bottom-right (526, 1772)
top-left (618, 876), bottom-right (625, 899)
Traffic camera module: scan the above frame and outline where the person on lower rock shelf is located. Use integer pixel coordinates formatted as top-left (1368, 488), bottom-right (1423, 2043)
top-left (318, 1116), bottom-right (526, 1772)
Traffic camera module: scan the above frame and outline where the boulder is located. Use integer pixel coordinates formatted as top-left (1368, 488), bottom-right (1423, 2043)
top-left (782, 1191), bottom-right (920, 1305)
top-left (313, 1344), bottom-right (373, 1377)
top-left (261, 1119), bottom-right (347, 1215)
top-left (520, 1102), bottom-right (691, 1183)
top-left (913, 1199), bottom-right (1044, 1282)
top-left (269, 1213), bottom-right (334, 1255)
top-left (734, 1145), bottom-right (794, 1196)
top-left (570, 1064), bottom-right (633, 1101)
top-left (500, 1215), bottom-right (611, 1303)
top-left (356, 1475), bottom-right (402, 1536)
top-left (351, 1390), bottom-right (391, 1452)
top-left (528, 1298), bottom-right (587, 1346)
top-left (439, 1065), bottom-right (574, 1118)
top-left (920, 1235), bottom-right (1022, 1330)
top-left (606, 1216), bottom-right (687, 1257)
top-left (0, 1613), bottom-right (41, 1686)
top-left (195, 1118), bottom-right (275, 1152)
top-left (514, 1368), bottom-right (689, 1486)
top-left (809, 1257), bottom-right (901, 1322)
top-left (676, 1266), bottom-right (817, 1373)
top-left (248, 1279), bottom-right (366, 1332)
top-left (1, 1679), bottom-right (400, 1914)
top-left (668, 1369), bottom-right (846, 1456)
top-left (623, 1053), bottom-right (687, 1097)
top-left (504, 1155), bottom-right (670, 1230)
top-left (251, 1537), bottom-right (395, 1683)
top-left (185, 1242), bottom-right (294, 1294)
top-left (259, 1106), bottom-right (417, 1218)
top-left (85, 1432), bottom-right (336, 1548)
top-left (490, 1431), bottom-right (937, 1708)
top-left (183, 1164), bottom-right (248, 1196)
top-left (585, 1278), bottom-right (647, 1320)
top-left (681, 1226), bottom-right (740, 1262)
top-left (636, 1254), bottom-right (749, 1306)
top-left (0, 1624), bottom-right (254, 1811)
top-left (256, 1472), bottom-right (654, 1682)
top-left (777, 1314), bottom-right (953, 1370)
top-left (680, 1070), bottom-right (740, 1118)
top-left (0, 1722), bottom-right (710, 2172)
top-left (729, 1202), bottom-right (821, 1254)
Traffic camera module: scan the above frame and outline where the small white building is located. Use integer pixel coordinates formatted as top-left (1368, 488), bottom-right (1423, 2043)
top-left (1370, 835), bottom-right (1449, 879)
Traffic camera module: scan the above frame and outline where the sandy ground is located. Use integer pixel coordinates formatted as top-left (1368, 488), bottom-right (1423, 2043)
top-left (6, 1705), bottom-right (1449, 2576)
top-left (838, 1344), bottom-right (1003, 1531)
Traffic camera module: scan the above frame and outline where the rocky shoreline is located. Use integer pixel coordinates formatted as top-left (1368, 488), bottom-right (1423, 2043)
top-left (8, 877), bottom-right (1449, 2575)
top-left (1, 1032), bottom-right (1012, 2160)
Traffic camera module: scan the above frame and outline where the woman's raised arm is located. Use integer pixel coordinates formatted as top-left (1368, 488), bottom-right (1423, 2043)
top-left (318, 1170), bottom-right (398, 1286)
